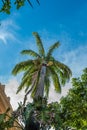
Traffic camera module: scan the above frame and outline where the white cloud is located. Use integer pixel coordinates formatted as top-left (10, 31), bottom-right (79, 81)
top-left (5, 78), bottom-right (32, 110)
top-left (48, 81), bottom-right (72, 103)
top-left (0, 32), bottom-right (14, 44)
top-left (0, 18), bottom-right (20, 44)
top-left (62, 44), bottom-right (87, 77)
top-left (5, 78), bottom-right (21, 110)
top-left (5, 77), bottom-right (72, 110)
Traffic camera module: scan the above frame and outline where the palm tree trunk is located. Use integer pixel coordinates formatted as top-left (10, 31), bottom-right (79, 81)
top-left (34, 65), bottom-right (46, 99)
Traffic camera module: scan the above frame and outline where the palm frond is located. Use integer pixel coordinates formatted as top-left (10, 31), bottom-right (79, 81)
top-left (33, 32), bottom-right (45, 57)
top-left (12, 60), bottom-right (34, 75)
top-left (27, 0), bottom-right (33, 8)
top-left (36, 0), bottom-right (40, 5)
top-left (17, 66), bottom-right (39, 94)
top-left (16, 76), bottom-right (32, 93)
top-left (22, 66), bottom-right (39, 92)
top-left (21, 49), bottom-right (41, 58)
top-left (24, 78), bottom-right (33, 92)
top-left (48, 66), bottom-right (61, 93)
top-left (32, 58), bottom-right (41, 66)
top-left (54, 60), bottom-right (72, 86)
top-left (44, 69), bottom-right (50, 97)
top-left (46, 42), bottom-right (60, 60)
top-left (17, 69), bottom-right (38, 94)
top-left (22, 65), bottom-right (38, 81)
top-left (58, 70), bottom-right (67, 86)
top-left (54, 60), bottom-right (72, 78)
top-left (27, 0), bottom-right (40, 7)
top-left (21, 67), bottom-right (32, 81)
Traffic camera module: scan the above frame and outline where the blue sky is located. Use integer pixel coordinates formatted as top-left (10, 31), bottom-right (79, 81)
top-left (0, 0), bottom-right (87, 109)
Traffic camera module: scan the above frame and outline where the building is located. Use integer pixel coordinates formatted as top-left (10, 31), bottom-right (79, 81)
top-left (0, 83), bottom-right (20, 130)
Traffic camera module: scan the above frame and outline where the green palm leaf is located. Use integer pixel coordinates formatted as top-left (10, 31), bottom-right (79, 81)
top-left (22, 65), bottom-right (38, 81)
top-left (54, 60), bottom-right (72, 78)
top-left (12, 60), bottom-right (34, 75)
top-left (44, 69), bottom-right (50, 97)
top-left (33, 32), bottom-right (45, 57)
top-left (17, 76), bottom-right (32, 93)
top-left (46, 42), bottom-right (60, 60)
top-left (17, 65), bottom-right (38, 93)
top-left (21, 50), bottom-right (41, 58)
top-left (20, 66), bottom-right (39, 93)
top-left (48, 66), bottom-right (61, 93)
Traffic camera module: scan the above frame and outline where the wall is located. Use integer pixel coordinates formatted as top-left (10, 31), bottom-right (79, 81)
top-left (0, 83), bottom-right (20, 130)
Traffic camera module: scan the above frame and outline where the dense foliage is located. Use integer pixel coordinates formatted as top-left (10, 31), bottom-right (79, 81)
top-left (22, 99), bottom-right (62, 130)
top-left (0, 99), bottom-right (62, 130)
top-left (0, 0), bottom-right (40, 14)
top-left (21, 68), bottom-right (87, 130)
top-left (60, 68), bottom-right (87, 129)
top-left (0, 108), bottom-right (22, 130)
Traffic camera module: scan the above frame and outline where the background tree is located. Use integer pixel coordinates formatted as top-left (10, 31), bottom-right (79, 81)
top-left (60, 68), bottom-right (87, 129)
top-left (0, 0), bottom-right (40, 14)
top-left (12, 32), bottom-right (72, 101)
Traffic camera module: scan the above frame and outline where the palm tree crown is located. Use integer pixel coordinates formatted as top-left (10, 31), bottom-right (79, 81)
top-left (12, 32), bottom-right (72, 100)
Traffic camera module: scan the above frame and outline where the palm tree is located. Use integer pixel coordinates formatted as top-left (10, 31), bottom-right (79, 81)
top-left (12, 32), bottom-right (72, 100)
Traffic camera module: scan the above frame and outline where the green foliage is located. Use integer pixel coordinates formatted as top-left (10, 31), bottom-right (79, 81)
top-left (1, 67), bottom-right (87, 130)
top-left (60, 68), bottom-right (87, 129)
top-left (32, 32), bottom-right (45, 57)
top-left (21, 50), bottom-right (41, 58)
top-left (21, 98), bottom-right (63, 130)
top-left (46, 41), bottom-right (60, 60)
top-left (12, 32), bottom-right (72, 100)
top-left (0, 108), bottom-right (18, 130)
top-left (0, 0), bottom-right (40, 14)
top-left (14, 0), bottom-right (25, 9)
top-left (0, 0), bottom-right (11, 14)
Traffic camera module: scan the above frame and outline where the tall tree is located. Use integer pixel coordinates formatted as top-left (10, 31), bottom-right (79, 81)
top-left (60, 68), bottom-right (87, 129)
top-left (12, 32), bottom-right (72, 100)
top-left (0, 0), bottom-right (40, 14)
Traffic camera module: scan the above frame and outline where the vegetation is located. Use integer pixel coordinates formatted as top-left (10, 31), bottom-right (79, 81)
top-left (18, 67), bottom-right (87, 130)
top-left (1, 32), bottom-right (87, 130)
top-left (0, 67), bottom-right (87, 129)
top-left (0, 108), bottom-right (23, 130)
top-left (0, 0), bottom-right (40, 14)
top-left (12, 32), bottom-right (72, 101)
top-left (21, 99), bottom-right (62, 130)
top-left (60, 68), bottom-right (87, 129)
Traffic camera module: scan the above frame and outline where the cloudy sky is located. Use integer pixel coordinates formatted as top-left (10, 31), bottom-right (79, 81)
top-left (0, 0), bottom-right (87, 109)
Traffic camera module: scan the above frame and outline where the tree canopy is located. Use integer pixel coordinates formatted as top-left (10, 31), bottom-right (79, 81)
top-left (60, 68), bottom-right (87, 129)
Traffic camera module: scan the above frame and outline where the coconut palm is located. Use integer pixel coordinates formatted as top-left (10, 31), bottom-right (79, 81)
top-left (12, 32), bottom-right (72, 100)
